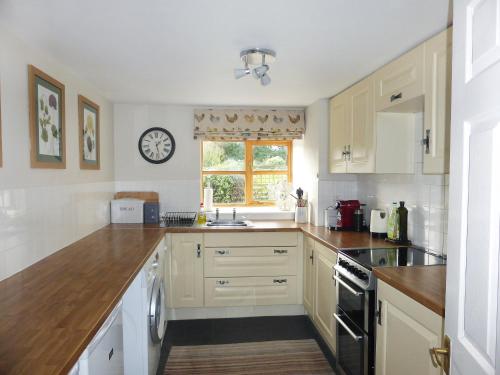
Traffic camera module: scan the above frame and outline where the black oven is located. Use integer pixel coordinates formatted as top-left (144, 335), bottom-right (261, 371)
top-left (335, 273), bottom-right (375, 375)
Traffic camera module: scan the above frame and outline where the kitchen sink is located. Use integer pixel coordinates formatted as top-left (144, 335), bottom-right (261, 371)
top-left (206, 220), bottom-right (248, 227)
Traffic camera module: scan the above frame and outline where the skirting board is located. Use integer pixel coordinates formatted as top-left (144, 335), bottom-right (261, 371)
top-left (167, 304), bottom-right (305, 320)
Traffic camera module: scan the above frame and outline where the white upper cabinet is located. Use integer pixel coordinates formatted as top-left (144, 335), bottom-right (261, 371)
top-left (329, 94), bottom-right (350, 173)
top-left (423, 28), bottom-right (452, 174)
top-left (349, 77), bottom-right (376, 173)
top-left (374, 44), bottom-right (425, 112)
top-left (329, 76), bottom-right (375, 173)
top-left (329, 28), bottom-right (452, 175)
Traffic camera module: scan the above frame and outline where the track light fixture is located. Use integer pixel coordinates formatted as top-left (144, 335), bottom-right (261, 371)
top-left (234, 48), bottom-right (276, 86)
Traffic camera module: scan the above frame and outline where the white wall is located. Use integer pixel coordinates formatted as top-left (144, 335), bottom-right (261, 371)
top-left (0, 27), bottom-right (114, 281)
top-left (114, 103), bottom-right (304, 216)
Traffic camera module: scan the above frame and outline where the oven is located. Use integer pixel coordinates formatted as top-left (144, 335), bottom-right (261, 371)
top-left (334, 272), bottom-right (375, 375)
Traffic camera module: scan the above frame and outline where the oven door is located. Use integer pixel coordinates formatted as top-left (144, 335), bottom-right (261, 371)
top-left (335, 308), bottom-right (374, 375)
top-left (335, 273), bottom-right (374, 334)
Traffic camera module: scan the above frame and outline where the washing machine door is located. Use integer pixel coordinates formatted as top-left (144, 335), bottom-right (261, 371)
top-left (149, 276), bottom-right (166, 343)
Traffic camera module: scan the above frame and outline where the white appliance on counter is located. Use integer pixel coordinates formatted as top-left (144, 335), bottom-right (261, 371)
top-left (122, 238), bottom-right (167, 375)
top-left (68, 302), bottom-right (124, 375)
top-left (111, 199), bottom-right (145, 224)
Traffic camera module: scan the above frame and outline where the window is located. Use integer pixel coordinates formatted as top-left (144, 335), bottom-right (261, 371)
top-left (202, 140), bottom-right (292, 206)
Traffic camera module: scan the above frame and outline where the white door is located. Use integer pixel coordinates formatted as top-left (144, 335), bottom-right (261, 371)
top-left (329, 95), bottom-right (349, 173)
top-left (445, 0), bottom-right (500, 374)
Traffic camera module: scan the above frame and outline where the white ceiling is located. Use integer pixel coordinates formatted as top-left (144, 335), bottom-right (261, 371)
top-left (0, 0), bottom-right (452, 106)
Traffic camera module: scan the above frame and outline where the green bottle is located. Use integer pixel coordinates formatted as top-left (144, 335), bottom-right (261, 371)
top-left (397, 201), bottom-right (408, 242)
top-left (387, 202), bottom-right (399, 240)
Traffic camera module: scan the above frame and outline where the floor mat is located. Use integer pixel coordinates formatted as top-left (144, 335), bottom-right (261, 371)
top-left (164, 339), bottom-right (335, 375)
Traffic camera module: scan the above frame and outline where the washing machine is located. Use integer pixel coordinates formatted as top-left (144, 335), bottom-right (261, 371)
top-left (122, 238), bottom-right (167, 375)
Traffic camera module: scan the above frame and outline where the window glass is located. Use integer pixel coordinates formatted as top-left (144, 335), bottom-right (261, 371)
top-left (203, 174), bottom-right (245, 204)
top-left (202, 141), bottom-right (245, 171)
top-left (252, 145), bottom-right (288, 171)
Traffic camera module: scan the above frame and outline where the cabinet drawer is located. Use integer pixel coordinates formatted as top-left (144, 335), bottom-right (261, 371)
top-left (374, 44), bottom-right (425, 112)
top-left (204, 232), bottom-right (298, 247)
top-left (204, 276), bottom-right (298, 307)
top-left (205, 247), bottom-right (298, 277)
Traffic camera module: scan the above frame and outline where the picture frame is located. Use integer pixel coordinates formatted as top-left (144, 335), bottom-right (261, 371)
top-left (28, 65), bottom-right (66, 169)
top-left (78, 95), bottom-right (100, 170)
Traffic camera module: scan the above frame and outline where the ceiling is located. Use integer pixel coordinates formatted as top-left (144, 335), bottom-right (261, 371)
top-left (0, 0), bottom-right (452, 106)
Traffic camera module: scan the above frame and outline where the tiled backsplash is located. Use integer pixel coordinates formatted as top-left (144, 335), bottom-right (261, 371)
top-left (0, 182), bottom-right (114, 281)
top-left (357, 116), bottom-right (449, 255)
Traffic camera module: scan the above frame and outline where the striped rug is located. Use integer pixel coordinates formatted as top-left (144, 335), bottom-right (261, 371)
top-left (164, 339), bottom-right (335, 375)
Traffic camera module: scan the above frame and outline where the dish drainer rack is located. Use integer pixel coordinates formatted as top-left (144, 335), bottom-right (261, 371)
top-left (160, 211), bottom-right (197, 227)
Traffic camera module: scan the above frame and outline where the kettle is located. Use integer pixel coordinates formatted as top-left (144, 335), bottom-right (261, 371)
top-left (370, 209), bottom-right (388, 238)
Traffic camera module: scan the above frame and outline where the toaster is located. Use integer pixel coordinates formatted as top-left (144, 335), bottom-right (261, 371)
top-left (370, 209), bottom-right (388, 238)
top-left (111, 198), bottom-right (145, 223)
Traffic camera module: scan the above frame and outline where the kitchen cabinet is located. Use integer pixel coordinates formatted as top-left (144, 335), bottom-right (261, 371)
top-left (170, 233), bottom-right (204, 308)
top-left (313, 242), bottom-right (337, 353)
top-left (423, 28), bottom-right (452, 174)
top-left (329, 76), bottom-right (375, 173)
top-left (376, 280), bottom-right (444, 375)
top-left (203, 232), bottom-right (301, 308)
top-left (373, 44), bottom-right (425, 112)
top-left (303, 236), bottom-right (315, 315)
top-left (329, 93), bottom-right (350, 173)
top-left (205, 276), bottom-right (299, 307)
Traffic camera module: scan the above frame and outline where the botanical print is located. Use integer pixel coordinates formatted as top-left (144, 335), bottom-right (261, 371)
top-left (37, 83), bottom-right (61, 157)
top-left (83, 106), bottom-right (97, 162)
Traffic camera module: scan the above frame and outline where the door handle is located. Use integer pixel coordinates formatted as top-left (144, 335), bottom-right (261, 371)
top-left (310, 250), bottom-right (314, 265)
top-left (274, 249), bottom-right (288, 254)
top-left (334, 313), bottom-right (363, 342)
top-left (430, 335), bottom-right (450, 374)
top-left (216, 249), bottom-right (229, 255)
top-left (196, 244), bottom-right (201, 258)
top-left (273, 278), bottom-right (287, 284)
top-left (333, 275), bottom-right (363, 296)
top-left (390, 92), bottom-right (403, 102)
top-left (421, 129), bottom-right (431, 154)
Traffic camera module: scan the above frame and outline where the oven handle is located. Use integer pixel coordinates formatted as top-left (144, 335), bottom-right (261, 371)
top-left (334, 313), bottom-right (363, 342)
top-left (333, 275), bottom-right (363, 296)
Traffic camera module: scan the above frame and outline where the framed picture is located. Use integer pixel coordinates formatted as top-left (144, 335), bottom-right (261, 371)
top-left (28, 65), bottom-right (65, 168)
top-left (78, 95), bottom-right (100, 170)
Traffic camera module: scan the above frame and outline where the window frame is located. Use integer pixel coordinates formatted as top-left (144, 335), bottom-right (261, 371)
top-left (201, 139), bottom-right (293, 206)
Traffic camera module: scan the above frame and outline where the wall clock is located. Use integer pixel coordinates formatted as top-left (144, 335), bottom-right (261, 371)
top-left (138, 127), bottom-right (176, 164)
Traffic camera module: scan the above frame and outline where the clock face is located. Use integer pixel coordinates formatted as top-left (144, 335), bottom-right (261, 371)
top-left (138, 127), bottom-right (176, 164)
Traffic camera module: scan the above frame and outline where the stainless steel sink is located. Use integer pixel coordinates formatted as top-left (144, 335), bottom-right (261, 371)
top-left (206, 220), bottom-right (248, 227)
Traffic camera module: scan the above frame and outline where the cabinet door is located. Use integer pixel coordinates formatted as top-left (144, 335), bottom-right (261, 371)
top-left (329, 95), bottom-right (349, 173)
top-left (374, 44), bottom-right (425, 112)
top-left (376, 280), bottom-right (443, 375)
top-left (348, 77), bottom-right (375, 173)
top-left (313, 243), bottom-right (337, 353)
top-left (303, 236), bottom-right (315, 316)
top-left (423, 28), bottom-right (452, 174)
top-left (171, 233), bottom-right (204, 308)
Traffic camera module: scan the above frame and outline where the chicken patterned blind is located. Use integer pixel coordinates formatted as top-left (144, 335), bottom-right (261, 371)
top-left (193, 108), bottom-right (305, 141)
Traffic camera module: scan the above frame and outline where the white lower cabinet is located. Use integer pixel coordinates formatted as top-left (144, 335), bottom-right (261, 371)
top-left (303, 236), bottom-right (315, 316)
top-left (376, 280), bottom-right (444, 375)
top-left (170, 233), bottom-right (204, 308)
top-left (313, 242), bottom-right (337, 354)
top-left (205, 276), bottom-right (298, 307)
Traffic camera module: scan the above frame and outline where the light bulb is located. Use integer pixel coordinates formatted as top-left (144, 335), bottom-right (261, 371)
top-left (260, 73), bottom-right (271, 86)
top-left (252, 64), bottom-right (269, 79)
top-left (234, 68), bottom-right (250, 79)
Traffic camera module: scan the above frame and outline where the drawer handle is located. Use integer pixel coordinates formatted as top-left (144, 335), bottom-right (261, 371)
top-left (334, 313), bottom-right (363, 342)
top-left (216, 280), bottom-right (229, 285)
top-left (333, 275), bottom-right (363, 296)
top-left (390, 92), bottom-right (403, 102)
top-left (273, 249), bottom-right (288, 254)
top-left (273, 278), bottom-right (287, 284)
top-left (216, 249), bottom-right (229, 255)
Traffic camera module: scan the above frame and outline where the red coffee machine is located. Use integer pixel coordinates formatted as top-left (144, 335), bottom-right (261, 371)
top-left (335, 200), bottom-right (361, 230)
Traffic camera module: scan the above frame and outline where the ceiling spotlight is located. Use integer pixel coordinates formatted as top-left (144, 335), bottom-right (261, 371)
top-left (234, 56), bottom-right (250, 79)
top-left (235, 48), bottom-right (276, 86)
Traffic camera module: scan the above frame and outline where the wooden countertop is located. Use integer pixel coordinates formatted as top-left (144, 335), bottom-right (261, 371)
top-left (373, 265), bottom-right (446, 317)
top-left (0, 227), bottom-right (165, 375)
top-left (0, 220), bottom-right (441, 374)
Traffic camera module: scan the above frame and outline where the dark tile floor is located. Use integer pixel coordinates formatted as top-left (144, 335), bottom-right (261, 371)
top-left (157, 315), bottom-right (336, 374)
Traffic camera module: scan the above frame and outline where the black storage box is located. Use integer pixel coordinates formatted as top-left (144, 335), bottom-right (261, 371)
top-left (144, 202), bottom-right (160, 224)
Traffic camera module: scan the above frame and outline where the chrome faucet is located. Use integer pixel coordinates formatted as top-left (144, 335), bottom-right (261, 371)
top-left (216, 208), bottom-right (220, 221)
top-left (232, 208), bottom-right (236, 221)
